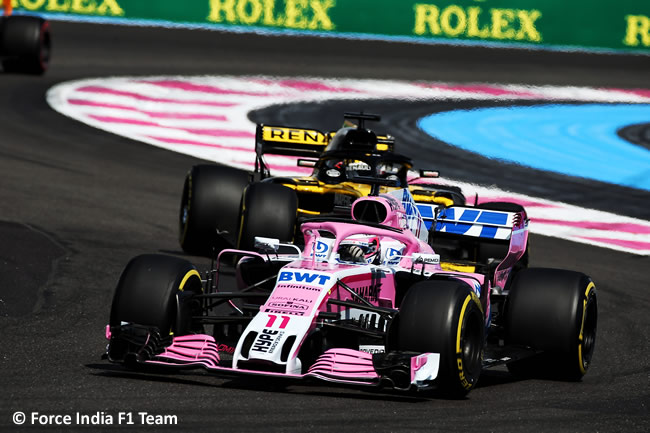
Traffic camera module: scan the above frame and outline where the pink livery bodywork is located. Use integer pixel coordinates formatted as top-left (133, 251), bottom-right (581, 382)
top-left (107, 188), bottom-right (527, 391)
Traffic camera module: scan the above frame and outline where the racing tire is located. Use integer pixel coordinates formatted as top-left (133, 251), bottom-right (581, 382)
top-left (110, 254), bottom-right (203, 335)
top-left (389, 279), bottom-right (485, 397)
top-left (179, 164), bottom-right (250, 256)
top-left (237, 182), bottom-right (297, 251)
top-left (504, 268), bottom-right (597, 381)
top-left (0, 16), bottom-right (51, 74)
top-left (476, 201), bottom-right (529, 269)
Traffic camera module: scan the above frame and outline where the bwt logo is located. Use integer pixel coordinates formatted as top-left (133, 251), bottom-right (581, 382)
top-left (385, 248), bottom-right (402, 264)
top-left (279, 271), bottom-right (331, 285)
top-left (436, 208), bottom-right (508, 238)
top-left (315, 240), bottom-right (329, 254)
top-left (386, 248), bottom-right (401, 258)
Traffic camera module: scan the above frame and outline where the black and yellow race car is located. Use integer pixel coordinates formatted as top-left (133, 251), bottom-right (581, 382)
top-left (179, 112), bottom-right (466, 256)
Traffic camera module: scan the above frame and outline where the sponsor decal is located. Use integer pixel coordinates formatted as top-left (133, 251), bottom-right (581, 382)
top-left (359, 345), bottom-right (385, 354)
top-left (266, 309), bottom-right (306, 316)
top-left (267, 301), bottom-right (309, 311)
top-left (334, 193), bottom-right (354, 207)
top-left (385, 247), bottom-right (402, 265)
top-left (13, 0), bottom-right (124, 15)
top-left (251, 329), bottom-right (282, 353)
top-left (342, 269), bottom-right (384, 303)
top-left (309, 239), bottom-right (332, 260)
top-left (356, 284), bottom-right (380, 302)
top-left (278, 270), bottom-right (331, 285)
top-left (411, 253), bottom-right (440, 265)
top-left (269, 296), bottom-right (313, 304)
top-left (217, 343), bottom-right (235, 354)
top-left (435, 208), bottom-right (510, 238)
top-left (314, 240), bottom-right (329, 254)
top-left (414, 3), bottom-right (542, 43)
top-left (208, 0), bottom-right (336, 31)
top-left (326, 168), bottom-right (341, 177)
top-left (262, 126), bottom-right (328, 145)
top-left (624, 14), bottom-right (650, 47)
top-left (251, 314), bottom-right (291, 353)
top-left (347, 161), bottom-right (372, 171)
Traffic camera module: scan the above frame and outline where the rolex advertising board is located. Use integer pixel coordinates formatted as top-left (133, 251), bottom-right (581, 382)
top-left (9, 0), bottom-right (650, 53)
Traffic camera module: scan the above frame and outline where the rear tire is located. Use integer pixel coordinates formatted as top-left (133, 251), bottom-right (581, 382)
top-left (237, 182), bottom-right (297, 251)
top-left (388, 279), bottom-right (485, 397)
top-left (1, 16), bottom-right (51, 74)
top-left (179, 165), bottom-right (250, 256)
top-left (505, 268), bottom-right (597, 380)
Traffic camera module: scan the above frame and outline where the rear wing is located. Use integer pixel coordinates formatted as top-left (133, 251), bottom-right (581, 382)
top-left (255, 124), bottom-right (329, 177)
top-left (255, 123), bottom-right (395, 177)
top-left (256, 124), bottom-right (330, 158)
top-left (431, 206), bottom-right (522, 241)
top-left (428, 205), bottom-right (528, 288)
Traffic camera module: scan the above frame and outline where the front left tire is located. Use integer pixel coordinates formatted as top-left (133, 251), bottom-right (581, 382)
top-left (388, 279), bottom-right (485, 397)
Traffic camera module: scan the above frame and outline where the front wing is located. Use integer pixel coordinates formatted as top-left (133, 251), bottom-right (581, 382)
top-left (109, 330), bottom-right (440, 391)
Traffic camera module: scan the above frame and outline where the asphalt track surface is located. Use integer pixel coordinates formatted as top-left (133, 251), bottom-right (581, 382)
top-left (0, 22), bottom-right (649, 432)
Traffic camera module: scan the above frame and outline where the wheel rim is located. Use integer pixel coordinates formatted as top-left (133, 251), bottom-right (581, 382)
top-left (461, 311), bottom-right (483, 377)
top-left (580, 297), bottom-right (597, 370)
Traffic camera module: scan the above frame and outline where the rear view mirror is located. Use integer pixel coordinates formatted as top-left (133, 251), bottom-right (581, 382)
top-left (420, 170), bottom-right (440, 178)
top-left (254, 237), bottom-right (280, 252)
top-left (297, 159), bottom-right (317, 167)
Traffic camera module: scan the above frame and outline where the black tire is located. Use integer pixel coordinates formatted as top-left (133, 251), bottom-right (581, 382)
top-left (505, 268), bottom-right (597, 380)
top-left (237, 182), bottom-right (297, 251)
top-left (1, 16), bottom-right (50, 74)
top-left (476, 201), bottom-right (529, 268)
top-left (110, 254), bottom-right (203, 335)
top-left (389, 279), bottom-right (485, 397)
top-left (179, 164), bottom-right (250, 256)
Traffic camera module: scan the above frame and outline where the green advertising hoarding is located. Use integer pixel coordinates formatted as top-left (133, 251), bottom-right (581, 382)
top-left (10, 0), bottom-right (650, 53)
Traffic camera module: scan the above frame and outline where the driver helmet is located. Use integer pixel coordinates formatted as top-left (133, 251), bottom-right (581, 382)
top-left (337, 236), bottom-right (381, 264)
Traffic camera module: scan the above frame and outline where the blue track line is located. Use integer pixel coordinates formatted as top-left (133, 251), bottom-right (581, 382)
top-left (418, 104), bottom-right (650, 191)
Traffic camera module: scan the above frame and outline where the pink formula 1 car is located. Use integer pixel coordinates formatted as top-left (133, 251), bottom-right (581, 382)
top-left (105, 189), bottom-right (597, 397)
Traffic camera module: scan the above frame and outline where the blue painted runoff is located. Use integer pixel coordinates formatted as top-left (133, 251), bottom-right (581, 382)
top-left (417, 104), bottom-right (650, 191)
